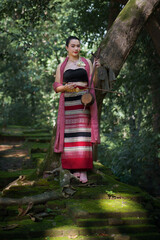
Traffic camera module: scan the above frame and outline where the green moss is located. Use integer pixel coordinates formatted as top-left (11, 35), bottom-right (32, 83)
top-left (74, 186), bottom-right (108, 199)
top-left (25, 142), bottom-right (49, 149)
top-left (6, 125), bottom-right (32, 130)
top-left (31, 153), bottom-right (46, 160)
top-left (35, 178), bottom-right (50, 186)
top-left (67, 199), bottom-right (147, 214)
top-left (0, 126), bottom-right (160, 239)
top-left (47, 237), bottom-right (113, 240)
top-left (2, 177), bottom-right (61, 198)
top-left (53, 214), bottom-right (75, 227)
top-left (0, 169), bottom-right (35, 179)
top-left (118, 0), bottom-right (137, 21)
top-left (2, 185), bottom-right (51, 198)
top-left (0, 218), bottom-right (53, 232)
top-left (47, 199), bottom-right (67, 209)
top-left (31, 153), bottom-right (46, 170)
top-left (93, 162), bottom-right (114, 177)
top-left (27, 136), bottom-right (51, 140)
top-left (54, 238), bottom-right (113, 240)
top-left (25, 133), bottom-right (51, 137)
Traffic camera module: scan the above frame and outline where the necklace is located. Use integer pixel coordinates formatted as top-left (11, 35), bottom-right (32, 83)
top-left (68, 58), bottom-right (79, 65)
top-left (68, 58), bottom-right (86, 67)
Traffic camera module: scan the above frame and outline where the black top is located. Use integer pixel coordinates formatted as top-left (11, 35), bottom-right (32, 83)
top-left (63, 68), bottom-right (88, 83)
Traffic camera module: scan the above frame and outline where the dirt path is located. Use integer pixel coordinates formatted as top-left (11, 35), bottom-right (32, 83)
top-left (0, 141), bottom-right (30, 171)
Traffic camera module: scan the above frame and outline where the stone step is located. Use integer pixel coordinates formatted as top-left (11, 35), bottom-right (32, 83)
top-left (71, 209), bottom-right (148, 219)
top-left (26, 137), bottom-right (51, 142)
top-left (29, 236), bottom-right (114, 240)
top-left (1, 224), bottom-right (159, 240)
top-left (32, 234), bottom-right (160, 240)
top-left (0, 219), bottom-right (157, 239)
top-left (76, 217), bottom-right (153, 227)
top-left (75, 224), bottom-right (157, 235)
top-left (129, 233), bottom-right (160, 240)
top-left (22, 129), bottom-right (51, 134)
top-left (67, 199), bottom-right (148, 219)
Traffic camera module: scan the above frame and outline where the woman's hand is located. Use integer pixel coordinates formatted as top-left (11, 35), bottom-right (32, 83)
top-left (94, 58), bottom-right (101, 68)
top-left (64, 83), bottom-right (75, 92)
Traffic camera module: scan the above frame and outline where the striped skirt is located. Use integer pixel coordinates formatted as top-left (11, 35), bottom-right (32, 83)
top-left (61, 84), bottom-right (93, 169)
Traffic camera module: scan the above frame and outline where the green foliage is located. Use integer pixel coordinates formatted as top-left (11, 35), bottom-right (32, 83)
top-left (0, 0), bottom-right (64, 127)
top-left (0, 0), bottom-right (105, 127)
top-left (0, 0), bottom-right (118, 127)
top-left (99, 31), bottom-right (160, 194)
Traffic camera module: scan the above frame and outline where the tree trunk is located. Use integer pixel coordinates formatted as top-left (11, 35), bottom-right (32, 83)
top-left (146, 5), bottom-right (160, 57)
top-left (151, 72), bottom-right (160, 133)
top-left (99, 0), bottom-right (160, 76)
top-left (146, 4), bottom-right (160, 140)
top-left (94, 0), bottom-right (160, 162)
top-left (37, 126), bottom-right (61, 176)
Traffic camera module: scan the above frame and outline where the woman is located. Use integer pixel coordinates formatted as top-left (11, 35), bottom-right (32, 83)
top-left (53, 36), bottom-right (100, 183)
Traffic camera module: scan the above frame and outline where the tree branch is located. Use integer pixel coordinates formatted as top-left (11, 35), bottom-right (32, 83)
top-left (146, 14), bottom-right (160, 56)
top-left (100, 0), bottom-right (160, 76)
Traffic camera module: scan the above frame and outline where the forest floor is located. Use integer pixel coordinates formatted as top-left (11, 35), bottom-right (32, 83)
top-left (0, 141), bottom-right (30, 171)
top-left (0, 125), bottom-right (160, 240)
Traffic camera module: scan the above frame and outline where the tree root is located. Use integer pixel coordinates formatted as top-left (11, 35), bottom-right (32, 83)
top-left (0, 189), bottom-right (62, 206)
top-left (2, 175), bottom-right (35, 195)
top-left (44, 166), bottom-right (79, 197)
top-left (44, 165), bottom-right (80, 187)
top-left (43, 166), bottom-right (62, 177)
top-left (0, 167), bottom-right (79, 206)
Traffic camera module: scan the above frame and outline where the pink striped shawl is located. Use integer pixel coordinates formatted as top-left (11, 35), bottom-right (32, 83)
top-left (53, 56), bottom-right (100, 153)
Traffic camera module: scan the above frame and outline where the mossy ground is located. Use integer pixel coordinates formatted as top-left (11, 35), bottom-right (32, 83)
top-left (0, 126), bottom-right (160, 239)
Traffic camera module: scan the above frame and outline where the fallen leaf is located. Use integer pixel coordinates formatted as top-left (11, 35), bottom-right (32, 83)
top-left (18, 202), bottom-right (33, 216)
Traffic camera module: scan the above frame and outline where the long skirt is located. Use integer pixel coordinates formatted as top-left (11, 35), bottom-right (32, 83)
top-left (61, 89), bottom-right (93, 169)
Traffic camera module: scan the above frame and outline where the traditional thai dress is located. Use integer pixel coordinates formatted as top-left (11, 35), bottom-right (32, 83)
top-left (53, 57), bottom-right (100, 170)
top-left (61, 68), bottom-right (92, 169)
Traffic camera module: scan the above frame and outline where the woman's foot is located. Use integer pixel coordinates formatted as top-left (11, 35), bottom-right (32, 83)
top-left (73, 171), bottom-right (81, 178)
top-left (80, 171), bottom-right (88, 183)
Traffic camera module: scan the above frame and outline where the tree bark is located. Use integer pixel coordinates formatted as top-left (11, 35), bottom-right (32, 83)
top-left (99, 0), bottom-right (160, 76)
top-left (151, 72), bottom-right (160, 133)
top-left (0, 190), bottom-right (62, 206)
top-left (37, 126), bottom-right (61, 176)
top-left (146, 11), bottom-right (160, 57)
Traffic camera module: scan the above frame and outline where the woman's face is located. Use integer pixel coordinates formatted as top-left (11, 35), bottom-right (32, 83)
top-left (66, 39), bottom-right (80, 58)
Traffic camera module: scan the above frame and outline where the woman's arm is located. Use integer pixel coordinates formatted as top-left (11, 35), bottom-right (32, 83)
top-left (54, 64), bottom-right (75, 93)
top-left (54, 64), bottom-right (65, 93)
